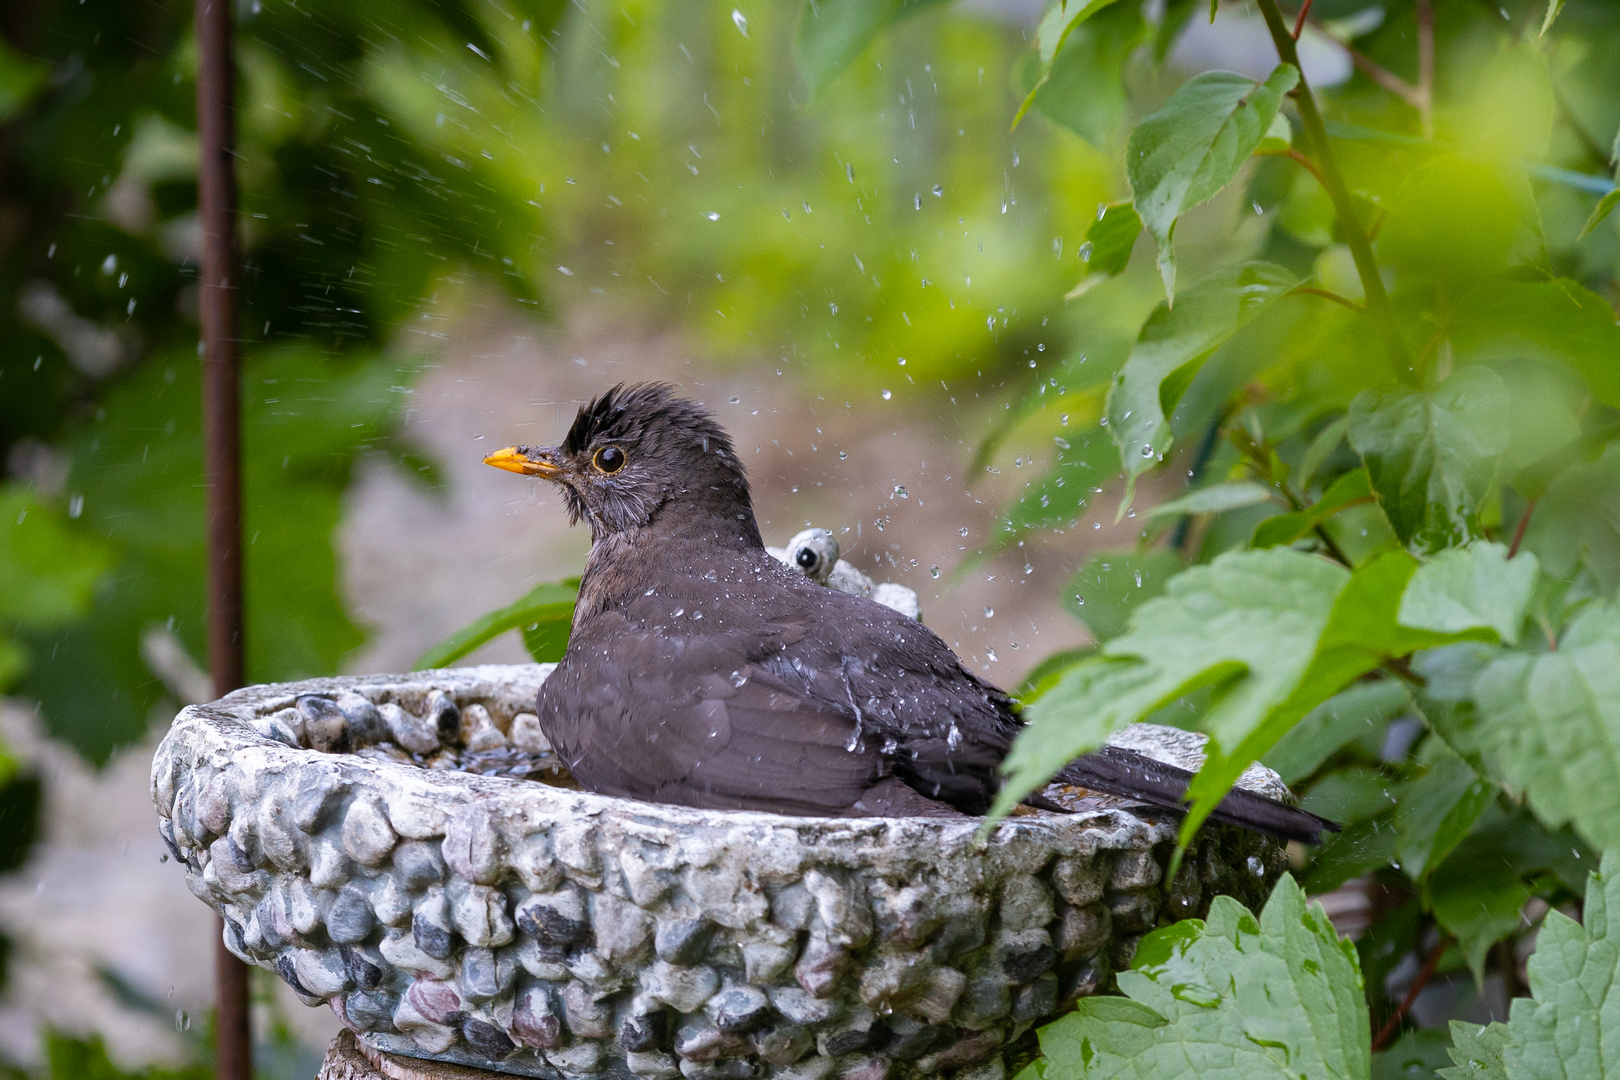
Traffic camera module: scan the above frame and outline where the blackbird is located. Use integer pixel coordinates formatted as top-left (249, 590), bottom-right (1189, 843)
top-left (484, 383), bottom-right (1335, 842)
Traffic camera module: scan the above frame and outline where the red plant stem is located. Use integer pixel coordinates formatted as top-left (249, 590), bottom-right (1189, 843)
top-left (1292, 0), bottom-right (1315, 39)
top-left (1509, 499), bottom-right (1538, 559)
top-left (1373, 936), bottom-right (1449, 1051)
top-left (195, 0), bottom-right (252, 1074)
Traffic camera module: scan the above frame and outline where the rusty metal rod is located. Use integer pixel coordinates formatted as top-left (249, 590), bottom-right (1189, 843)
top-left (194, 0), bottom-right (252, 1074)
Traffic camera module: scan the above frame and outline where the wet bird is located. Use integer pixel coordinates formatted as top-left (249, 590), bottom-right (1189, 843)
top-left (483, 383), bottom-right (1335, 842)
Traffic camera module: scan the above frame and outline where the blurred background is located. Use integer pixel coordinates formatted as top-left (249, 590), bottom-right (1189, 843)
top-left (0, 0), bottom-right (1617, 1075)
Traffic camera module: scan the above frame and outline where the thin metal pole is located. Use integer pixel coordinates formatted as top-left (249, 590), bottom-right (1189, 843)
top-left (194, 0), bottom-right (252, 1075)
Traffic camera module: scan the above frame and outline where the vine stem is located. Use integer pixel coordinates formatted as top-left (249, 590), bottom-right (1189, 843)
top-left (1254, 0), bottom-right (1415, 381)
top-left (1372, 934), bottom-right (1451, 1050)
top-left (1508, 498), bottom-right (1538, 558)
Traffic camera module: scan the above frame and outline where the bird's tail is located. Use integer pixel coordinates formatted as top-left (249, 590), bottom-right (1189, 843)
top-left (1054, 745), bottom-right (1338, 844)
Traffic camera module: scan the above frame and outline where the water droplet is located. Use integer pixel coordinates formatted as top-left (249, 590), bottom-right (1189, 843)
top-left (959, 527), bottom-right (969, 537)
top-left (897, 357), bottom-right (906, 366)
top-left (731, 8), bottom-right (748, 36)
top-left (706, 211), bottom-right (721, 221)
top-left (929, 566), bottom-right (941, 578)
top-left (983, 606), bottom-right (994, 618)
top-left (846, 162), bottom-right (854, 183)
top-left (881, 389), bottom-right (892, 400)
top-left (1141, 445), bottom-right (1155, 458)
top-left (1134, 571), bottom-right (1143, 587)
top-left (101, 254), bottom-right (117, 274)
top-left (68, 494), bottom-right (83, 519)
top-left (803, 200), bottom-right (812, 213)
top-left (1060, 413), bottom-right (1070, 426)
top-left (932, 184), bottom-right (943, 197)
top-left (1000, 200), bottom-right (1008, 214)
top-left (1028, 358), bottom-right (1037, 368)
top-left (985, 648), bottom-right (998, 662)
top-left (1054, 436), bottom-right (1070, 450)
top-left (914, 193), bottom-right (921, 209)
top-left (1074, 595), bottom-right (1085, 606)
top-left (671, 608), bottom-right (685, 617)
top-left (839, 451), bottom-right (848, 459)
top-left (729, 396), bottom-right (740, 404)
top-left (1093, 522), bottom-right (1102, 530)
top-left (1079, 241), bottom-right (1093, 263)
top-left (175, 1010), bottom-right (190, 1032)
top-left (894, 485), bottom-right (908, 498)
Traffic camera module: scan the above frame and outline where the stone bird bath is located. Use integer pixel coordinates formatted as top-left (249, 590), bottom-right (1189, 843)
top-left (152, 663), bottom-right (1288, 1080)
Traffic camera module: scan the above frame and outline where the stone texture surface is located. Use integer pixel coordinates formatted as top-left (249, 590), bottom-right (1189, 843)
top-left (153, 664), bottom-right (1288, 1079)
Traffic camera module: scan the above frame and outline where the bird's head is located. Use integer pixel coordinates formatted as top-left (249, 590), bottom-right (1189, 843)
top-left (484, 382), bottom-right (761, 545)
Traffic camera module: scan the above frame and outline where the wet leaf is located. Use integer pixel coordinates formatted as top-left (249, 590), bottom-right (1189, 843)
top-left (1451, 600), bottom-right (1620, 854)
top-left (1029, 875), bottom-right (1369, 1080)
top-left (1147, 480), bottom-right (1274, 519)
top-left (1503, 851), bottom-right (1620, 1079)
top-left (1577, 189), bottom-right (1620, 241)
top-left (1011, 0), bottom-right (1130, 130)
top-left (1398, 542), bottom-right (1538, 645)
top-left (1348, 368), bottom-right (1510, 551)
top-left (1061, 548), bottom-right (1183, 643)
top-left (1440, 1020), bottom-right (1509, 1080)
top-left (1449, 279), bottom-right (1620, 412)
top-left (1066, 201), bottom-right (1143, 298)
top-left (1127, 65), bottom-right (1299, 300)
top-left (1106, 262), bottom-right (1297, 504)
top-left (1263, 679), bottom-right (1411, 785)
top-left (1393, 740), bottom-right (1491, 881)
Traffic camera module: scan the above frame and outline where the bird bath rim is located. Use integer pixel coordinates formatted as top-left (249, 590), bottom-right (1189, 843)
top-left (152, 663), bottom-right (1288, 1079)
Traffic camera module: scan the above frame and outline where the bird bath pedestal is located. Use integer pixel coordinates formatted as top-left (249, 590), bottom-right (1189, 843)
top-left (153, 664), bottom-right (1289, 1080)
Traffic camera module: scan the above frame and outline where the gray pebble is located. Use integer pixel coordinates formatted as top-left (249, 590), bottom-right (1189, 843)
top-left (393, 840), bottom-right (447, 890)
top-left (1106, 891), bottom-right (1159, 932)
top-left (881, 1016), bottom-right (947, 1062)
top-left (380, 702), bottom-right (441, 756)
top-left (618, 1003), bottom-right (668, 1052)
top-left (461, 1015), bottom-right (517, 1060)
top-left (426, 689), bottom-right (461, 745)
top-left (753, 1023), bottom-right (814, 1066)
top-left (413, 888), bottom-right (455, 960)
top-left (954, 975), bottom-right (1010, 1030)
top-left (342, 798), bottom-right (396, 866)
top-left (1053, 903), bottom-right (1111, 962)
top-left (297, 696), bottom-right (351, 754)
top-left (326, 885), bottom-right (376, 944)
top-left (679, 1060), bottom-right (758, 1080)
top-left (515, 888), bottom-right (591, 950)
top-left (1109, 850), bottom-right (1162, 891)
top-left (707, 982), bottom-right (771, 1032)
top-left (510, 713), bottom-right (549, 753)
top-left (643, 960), bottom-right (721, 1013)
top-left (655, 918), bottom-right (716, 966)
top-left (627, 1051), bottom-right (681, 1079)
top-left (452, 884), bottom-right (514, 948)
top-left (815, 1005), bottom-right (883, 1056)
top-left (337, 692), bottom-right (388, 744)
top-left (998, 877), bottom-right (1055, 932)
top-left (511, 985), bottom-right (562, 1050)
top-left (674, 1016), bottom-right (750, 1063)
top-left (1011, 973), bottom-right (1059, 1022)
top-left (562, 980), bottom-right (615, 1039)
top-left (995, 929), bottom-right (1057, 984)
top-left (794, 936), bottom-right (846, 999)
top-left (767, 985), bottom-right (840, 1026)
top-left (593, 893), bottom-right (653, 962)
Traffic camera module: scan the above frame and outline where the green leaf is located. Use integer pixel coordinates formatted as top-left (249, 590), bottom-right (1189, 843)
top-left (1147, 480), bottom-right (1275, 518)
top-left (1301, 765), bottom-right (1398, 824)
top-left (1376, 1030), bottom-right (1463, 1080)
top-left (1256, 110), bottom-right (1292, 154)
top-left (415, 580), bottom-right (579, 670)
top-left (1061, 548), bottom-right (1183, 643)
top-left (0, 487), bottom-right (112, 629)
top-left (1440, 1021), bottom-right (1509, 1080)
top-left (986, 426), bottom-right (1121, 549)
top-left (1126, 65), bottom-right (1300, 300)
top-left (1449, 279), bottom-right (1620, 412)
top-left (1031, 875), bottom-right (1370, 1080)
top-left (0, 37), bottom-right (48, 122)
top-left (1348, 368), bottom-right (1510, 551)
top-left (1066, 201), bottom-right (1142, 299)
top-left (1263, 679), bottom-right (1411, 784)
top-left (1398, 542), bottom-right (1538, 645)
top-left (1015, 646), bottom-right (1097, 701)
top-left (1520, 441), bottom-right (1620, 592)
top-left (1452, 600), bottom-right (1620, 853)
top-left (1394, 740), bottom-right (1492, 881)
top-left (1012, 0), bottom-right (1129, 130)
top-left (794, 0), bottom-right (952, 101)
top-left (1577, 189), bottom-right (1620, 241)
top-left (1429, 833), bottom-right (1532, 979)
top-left (1153, 0), bottom-right (1199, 63)
top-left (1305, 817), bottom-right (1401, 895)
top-left (1300, 417), bottom-right (1351, 490)
top-left (1251, 468), bottom-right (1376, 549)
top-left (1106, 262), bottom-right (1298, 502)
top-left (1504, 851), bottom-right (1620, 1079)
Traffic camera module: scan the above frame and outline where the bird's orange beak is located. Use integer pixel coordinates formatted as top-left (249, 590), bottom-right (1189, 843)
top-left (483, 445), bottom-right (562, 479)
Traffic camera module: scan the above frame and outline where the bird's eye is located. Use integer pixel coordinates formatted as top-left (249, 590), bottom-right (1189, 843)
top-left (593, 446), bottom-right (626, 474)
top-left (795, 548), bottom-right (820, 570)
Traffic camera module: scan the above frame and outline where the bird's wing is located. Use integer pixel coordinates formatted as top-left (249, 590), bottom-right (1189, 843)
top-left (537, 612), bottom-right (886, 816)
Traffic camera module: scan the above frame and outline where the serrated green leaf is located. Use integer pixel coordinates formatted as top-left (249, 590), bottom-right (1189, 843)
top-left (1398, 542), bottom-right (1537, 645)
top-left (1106, 262), bottom-right (1297, 503)
top-left (1256, 111), bottom-right (1292, 154)
top-left (986, 426), bottom-right (1120, 550)
top-left (1457, 601), bottom-right (1620, 854)
top-left (1061, 548), bottom-right (1183, 643)
top-left (1066, 201), bottom-right (1143, 298)
top-left (1394, 740), bottom-right (1492, 881)
top-left (1301, 766), bottom-right (1398, 824)
top-left (1375, 1029), bottom-right (1462, 1080)
top-left (1127, 65), bottom-right (1300, 300)
top-left (1252, 468), bottom-right (1376, 548)
top-left (793, 0), bottom-right (952, 102)
top-left (416, 580), bottom-right (578, 670)
top-left (1263, 679), bottom-right (1412, 784)
top-left (1031, 875), bottom-right (1370, 1080)
top-left (1305, 817), bottom-right (1401, 894)
top-left (1521, 441), bottom-right (1620, 592)
top-left (1539, 0), bottom-right (1565, 36)
top-left (1504, 851), bottom-right (1620, 1078)
top-left (1440, 1021), bottom-right (1509, 1080)
top-left (1348, 368), bottom-right (1510, 551)
top-left (1577, 189), bottom-right (1620, 241)
top-left (1148, 480), bottom-right (1275, 518)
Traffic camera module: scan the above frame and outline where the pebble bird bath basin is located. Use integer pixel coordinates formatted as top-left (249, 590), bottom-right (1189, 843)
top-left (152, 664), bottom-right (1289, 1080)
